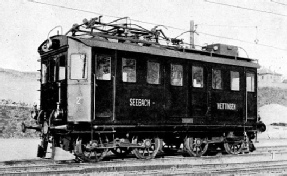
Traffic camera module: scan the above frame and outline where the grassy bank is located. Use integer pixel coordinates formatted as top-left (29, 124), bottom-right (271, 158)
top-left (0, 101), bottom-right (38, 138)
top-left (258, 87), bottom-right (287, 107)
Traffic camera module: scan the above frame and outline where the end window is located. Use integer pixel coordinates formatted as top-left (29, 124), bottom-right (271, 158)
top-left (41, 63), bottom-right (47, 84)
top-left (171, 64), bottom-right (183, 86)
top-left (122, 58), bottom-right (136, 82)
top-left (212, 69), bottom-right (222, 89)
top-left (96, 56), bottom-right (111, 80)
top-left (246, 72), bottom-right (255, 92)
top-left (58, 56), bottom-right (66, 81)
top-left (70, 54), bottom-right (87, 79)
top-left (231, 71), bottom-right (240, 91)
top-left (147, 61), bottom-right (160, 84)
top-left (192, 66), bottom-right (203, 88)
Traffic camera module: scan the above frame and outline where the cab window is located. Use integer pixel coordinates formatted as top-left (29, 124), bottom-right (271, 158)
top-left (212, 69), bottom-right (222, 89)
top-left (171, 64), bottom-right (183, 86)
top-left (96, 56), bottom-right (111, 80)
top-left (246, 72), bottom-right (255, 92)
top-left (58, 56), bottom-right (66, 81)
top-left (42, 60), bottom-right (55, 83)
top-left (122, 58), bottom-right (136, 82)
top-left (41, 63), bottom-right (47, 84)
top-left (48, 60), bottom-right (55, 82)
top-left (192, 66), bottom-right (203, 88)
top-left (231, 71), bottom-right (240, 91)
top-left (147, 61), bottom-right (160, 84)
top-left (54, 55), bottom-right (66, 81)
top-left (70, 54), bottom-right (87, 79)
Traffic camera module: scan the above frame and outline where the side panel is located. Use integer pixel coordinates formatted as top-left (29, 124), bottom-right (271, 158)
top-left (115, 53), bottom-right (189, 124)
top-left (93, 49), bottom-right (114, 120)
top-left (116, 52), bottom-right (166, 124)
top-left (67, 39), bottom-right (92, 122)
top-left (165, 59), bottom-right (188, 120)
top-left (210, 66), bottom-right (244, 124)
top-left (189, 62), bottom-right (208, 124)
top-left (246, 68), bottom-right (257, 122)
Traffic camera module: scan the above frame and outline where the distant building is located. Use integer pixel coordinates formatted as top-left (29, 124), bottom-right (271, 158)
top-left (258, 68), bottom-right (283, 85)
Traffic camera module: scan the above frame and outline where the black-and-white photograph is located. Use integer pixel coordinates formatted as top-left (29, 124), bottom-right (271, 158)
top-left (1, 0), bottom-right (287, 175)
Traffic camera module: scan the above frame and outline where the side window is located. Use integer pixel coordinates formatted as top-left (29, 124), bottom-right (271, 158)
top-left (192, 66), bottom-right (203, 88)
top-left (70, 54), bottom-right (87, 79)
top-left (171, 64), bottom-right (183, 86)
top-left (48, 60), bottom-right (55, 82)
top-left (41, 63), bottom-right (47, 84)
top-left (246, 72), bottom-right (255, 92)
top-left (59, 56), bottom-right (66, 81)
top-left (53, 59), bottom-right (57, 82)
top-left (96, 56), bottom-right (111, 80)
top-left (122, 58), bottom-right (136, 82)
top-left (231, 71), bottom-right (240, 91)
top-left (212, 69), bottom-right (222, 89)
top-left (147, 61), bottom-right (160, 84)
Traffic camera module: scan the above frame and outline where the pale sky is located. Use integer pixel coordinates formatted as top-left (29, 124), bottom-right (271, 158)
top-left (1, 0), bottom-right (287, 76)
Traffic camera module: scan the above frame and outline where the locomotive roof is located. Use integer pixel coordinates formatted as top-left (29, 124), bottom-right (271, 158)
top-left (39, 35), bottom-right (260, 69)
top-left (74, 36), bottom-right (259, 68)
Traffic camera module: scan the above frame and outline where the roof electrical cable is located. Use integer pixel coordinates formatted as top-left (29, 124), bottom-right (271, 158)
top-left (28, 0), bottom-right (287, 51)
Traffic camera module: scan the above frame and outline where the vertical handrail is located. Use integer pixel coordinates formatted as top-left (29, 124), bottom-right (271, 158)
top-left (112, 76), bottom-right (116, 121)
top-left (112, 52), bottom-right (117, 121)
top-left (245, 68), bottom-right (248, 123)
top-left (93, 55), bottom-right (97, 122)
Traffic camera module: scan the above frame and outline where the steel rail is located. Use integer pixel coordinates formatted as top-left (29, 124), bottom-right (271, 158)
top-left (1, 150), bottom-right (287, 175)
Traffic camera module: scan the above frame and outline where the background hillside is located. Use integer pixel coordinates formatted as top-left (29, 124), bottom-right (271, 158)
top-left (0, 103), bottom-right (38, 138)
top-left (0, 68), bottom-right (39, 138)
top-left (258, 87), bottom-right (287, 107)
top-left (0, 68), bottom-right (39, 105)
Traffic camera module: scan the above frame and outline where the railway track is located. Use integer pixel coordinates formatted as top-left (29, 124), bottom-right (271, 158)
top-left (0, 145), bottom-right (286, 175)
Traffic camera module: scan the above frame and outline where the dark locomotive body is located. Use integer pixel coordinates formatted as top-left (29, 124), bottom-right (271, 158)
top-left (24, 17), bottom-right (266, 161)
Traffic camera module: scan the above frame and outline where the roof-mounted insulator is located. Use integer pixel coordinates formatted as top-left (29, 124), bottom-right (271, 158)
top-left (171, 38), bottom-right (183, 45)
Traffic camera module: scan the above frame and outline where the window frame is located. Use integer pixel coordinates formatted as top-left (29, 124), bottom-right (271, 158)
top-left (246, 72), bottom-right (255, 92)
top-left (147, 60), bottom-right (161, 85)
top-left (230, 71), bottom-right (240, 91)
top-left (96, 55), bottom-right (112, 81)
top-left (41, 62), bottom-right (47, 84)
top-left (192, 65), bottom-right (204, 88)
top-left (170, 63), bottom-right (183, 86)
top-left (70, 53), bottom-right (88, 80)
top-left (212, 69), bottom-right (223, 90)
top-left (122, 57), bottom-right (137, 83)
top-left (55, 55), bottom-right (66, 82)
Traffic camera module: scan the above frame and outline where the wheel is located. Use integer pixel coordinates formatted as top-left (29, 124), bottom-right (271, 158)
top-left (74, 139), bottom-right (108, 162)
top-left (224, 140), bottom-right (244, 155)
top-left (132, 137), bottom-right (162, 159)
top-left (183, 137), bottom-right (209, 157)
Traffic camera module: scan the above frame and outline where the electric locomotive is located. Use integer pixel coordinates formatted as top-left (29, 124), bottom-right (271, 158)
top-left (22, 16), bottom-right (266, 161)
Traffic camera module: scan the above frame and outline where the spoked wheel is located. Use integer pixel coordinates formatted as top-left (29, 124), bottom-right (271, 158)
top-left (224, 140), bottom-right (244, 155)
top-left (132, 137), bottom-right (162, 159)
top-left (184, 137), bottom-right (209, 157)
top-left (74, 139), bottom-right (108, 162)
